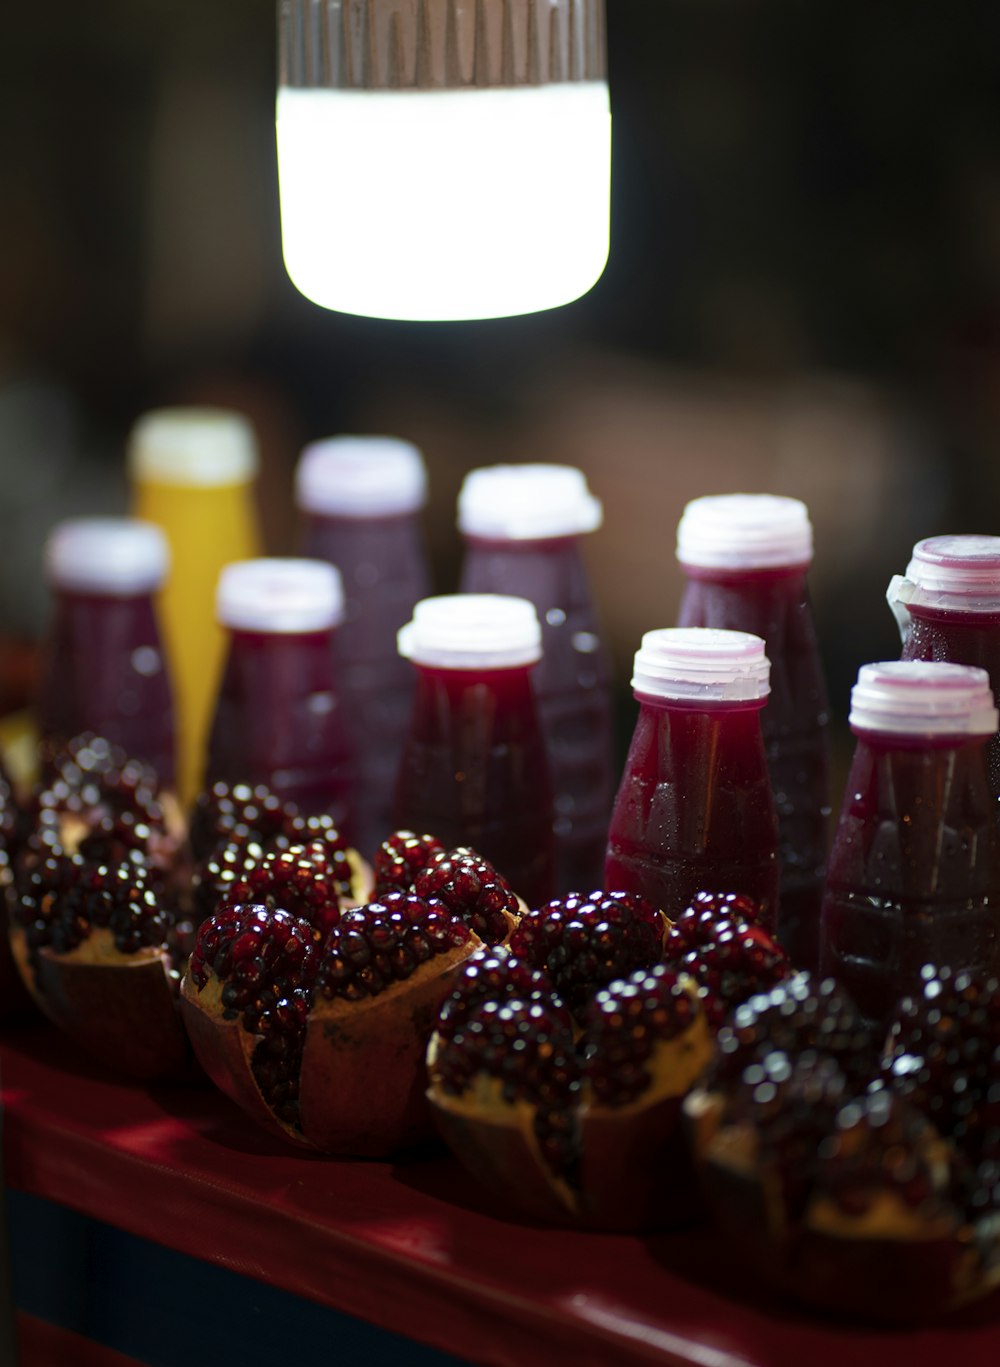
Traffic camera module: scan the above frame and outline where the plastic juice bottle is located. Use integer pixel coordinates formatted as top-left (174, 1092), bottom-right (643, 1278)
top-left (820, 661), bottom-right (1000, 1029)
top-left (888, 535), bottom-right (1000, 801)
top-left (296, 435), bottom-right (431, 859)
top-left (394, 594), bottom-right (555, 907)
top-left (206, 559), bottom-right (355, 832)
top-left (38, 518), bottom-right (176, 784)
top-left (605, 628), bottom-right (779, 926)
top-left (458, 464), bottom-right (613, 895)
top-left (129, 407), bottom-right (260, 805)
top-left (676, 494), bottom-right (831, 969)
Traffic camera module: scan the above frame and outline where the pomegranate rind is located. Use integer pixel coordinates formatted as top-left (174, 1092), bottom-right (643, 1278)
top-left (299, 939), bottom-right (480, 1157)
top-left (427, 1080), bottom-right (577, 1226)
top-left (11, 924), bottom-right (189, 1079)
top-left (179, 976), bottom-right (311, 1146)
top-left (577, 1007), bottom-right (714, 1232)
top-left (683, 1085), bottom-right (1000, 1323)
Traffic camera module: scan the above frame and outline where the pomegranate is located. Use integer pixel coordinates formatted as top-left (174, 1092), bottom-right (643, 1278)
top-left (427, 947), bottom-right (712, 1231)
top-left (182, 884), bottom-right (488, 1155)
top-left (9, 850), bottom-right (190, 1077)
top-left (685, 971), bottom-right (1000, 1321)
top-left (0, 763), bottom-right (31, 1020)
top-left (663, 891), bottom-right (792, 1026)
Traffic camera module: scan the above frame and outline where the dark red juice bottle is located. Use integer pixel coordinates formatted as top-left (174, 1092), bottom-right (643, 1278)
top-left (38, 518), bottom-right (176, 784)
top-left (605, 628), bottom-right (779, 926)
top-left (820, 661), bottom-right (1000, 1029)
top-left (393, 594), bottom-right (554, 907)
top-left (206, 559), bottom-right (355, 834)
top-left (458, 464), bottom-right (614, 894)
top-left (297, 436), bottom-right (431, 857)
top-left (888, 535), bottom-right (1000, 801)
top-left (676, 494), bottom-right (831, 969)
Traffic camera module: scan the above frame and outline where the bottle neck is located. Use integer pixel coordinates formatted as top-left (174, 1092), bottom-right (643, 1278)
top-left (850, 726), bottom-right (993, 754)
top-left (679, 561), bottom-right (810, 589)
top-left (635, 691), bottom-right (768, 716)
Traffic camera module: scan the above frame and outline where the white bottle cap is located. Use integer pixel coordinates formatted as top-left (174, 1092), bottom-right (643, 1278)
top-left (850, 661), bottom-right (998, 736)
top-left (217, 559), bottom-right (344, 633)
top-left (398, 594), bottom-right (542, 669)
top-left (458, 464), bottom-right (603, 540)
top-left (128, 407), bottom-right (259, 487)
top-left (295, 435), bottom-right (428, 517)
top-left (676, 494), bottom-right (813, 570)
top-left (46, 518), bottom-right (170, 595)
top-left (632, 628), bottom-right (771, 703)
top-left (887, 535), bottom-right (1000, 617)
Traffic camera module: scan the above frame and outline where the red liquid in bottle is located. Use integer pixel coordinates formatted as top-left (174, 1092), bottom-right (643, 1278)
top-left (205, 560), bottom-right (354, 833)
top-left (297, 435), bottom-right (431, 857)
top-left (676, 494), bottom-right (830, 969)
top-left (459, 465), bottom-right (612, 894)
top-left (820, 662), bottom-right (1000, 1029)
top-left (302, 512), bottom-right (430, 855)
top-left (678, 566), bottom-right (830, 966)
top-left (39, 590), bottom-right (176, 785)
top-left (393, 595), bottom-right (554, 907)
top-left (461, 535), bottom-right (613, 893)
top-left (605, 629), bottom-right (779, 925)
top-left (890, 535), bottom-right (1000, 802)
top-left (38, 519), bottom-right (176, 785)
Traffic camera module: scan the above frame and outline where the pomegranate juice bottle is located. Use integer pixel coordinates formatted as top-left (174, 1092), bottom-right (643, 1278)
top-left (676, 494), bottom-right (831, 969)
top-left (393, 594), bottom-right (554, 907)
top-left (458, 464), bottom-right (613, 894)
top-left (38, 518), bottom-right (176, 784)
top-left (605, 628), bottom-right (779, 926)
top-left (820, 661), bottom-right (1000, 1029)
top-left (297, 435), bottom-right (431, 857)
top-left (206, 559), bottom-right (355, 833)
top-left (888, 535), bottom-right (1000, 800)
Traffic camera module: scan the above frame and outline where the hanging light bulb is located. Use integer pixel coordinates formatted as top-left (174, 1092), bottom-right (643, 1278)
top-left (276, 0), bottom-right (611, 322)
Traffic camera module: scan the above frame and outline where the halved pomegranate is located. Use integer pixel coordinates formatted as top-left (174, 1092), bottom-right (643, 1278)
top-left (427, 947), bottom-right (712, 1231)
top-left (685, 972), bottom-right (1000, 1322)
top-left (10, 852), bottom-right (190, 1078)
top-left (180, 846), bottom-right (513, 1155)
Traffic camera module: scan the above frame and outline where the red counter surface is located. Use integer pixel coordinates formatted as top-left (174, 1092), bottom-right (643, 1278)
top-left (3, 1025), bottom-right (1000, 1367)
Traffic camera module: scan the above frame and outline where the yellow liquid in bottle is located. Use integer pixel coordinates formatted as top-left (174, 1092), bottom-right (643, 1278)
top-left (129, 410), bottom-right (259, 803)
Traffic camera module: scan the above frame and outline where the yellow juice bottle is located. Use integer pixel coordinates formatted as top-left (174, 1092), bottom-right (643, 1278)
top-left (128, 408), bottom-right (260, 806)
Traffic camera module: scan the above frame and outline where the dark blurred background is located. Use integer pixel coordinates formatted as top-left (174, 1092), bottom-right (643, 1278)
top-left (2, 0), bottom-right (1000, 741)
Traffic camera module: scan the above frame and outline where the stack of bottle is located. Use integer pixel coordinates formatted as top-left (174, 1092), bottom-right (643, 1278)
top-left (26, 403), bottom-right (1000, 1031)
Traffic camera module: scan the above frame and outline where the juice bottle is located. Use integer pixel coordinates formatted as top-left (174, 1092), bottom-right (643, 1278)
top-left (605, 628), bottom-right (779, 926)
top-left (129, 407), bottom-right (261, 804)
top-left (820, 661), bottom-right (1000, 1029)
top-left (205, 559), bottom-right (354, 832)
top-left (394, 594), bottom-right (554, 907)
top-left (458, 464), bottom-right (613, 894)
top-left (296, 435), bottom-right (430, 858)
top-left (38, 518), bottom-right (176, 784)
top-left (676, 494), bottom-right (831, 969)
top-left (888, 535), bottom-right (1000, 800)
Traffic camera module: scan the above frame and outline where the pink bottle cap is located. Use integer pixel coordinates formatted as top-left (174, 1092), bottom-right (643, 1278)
top-left (458, 465), bottom-right (602, 540)
top-left (46, 518), bottom-right (170, 595)
top-left (631, 627), bottom-right (771, 703)
top-left (887, 535), bottom-right (1000, 618)
top-left (295, 436), bottom-right (427, 517)
top-left (217, 559), bottom-right (344, 633)
top-left (398, 595), bottom-right (542, 669)
top-left (676, 494), bottom-right (813, 570)
top-left (850, 661), bottom-right (998, 736)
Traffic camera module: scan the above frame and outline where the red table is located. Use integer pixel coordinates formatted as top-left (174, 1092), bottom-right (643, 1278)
top-left (3, 1025), bottom-right (1000, 1367)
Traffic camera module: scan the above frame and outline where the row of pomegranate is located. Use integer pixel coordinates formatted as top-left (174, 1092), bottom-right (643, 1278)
top-left (1, 735), bottom-right (999, 1325)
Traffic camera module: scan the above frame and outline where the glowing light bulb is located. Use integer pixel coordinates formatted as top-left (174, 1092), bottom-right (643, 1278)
top-left (276, 0), bottom-right (611, 323)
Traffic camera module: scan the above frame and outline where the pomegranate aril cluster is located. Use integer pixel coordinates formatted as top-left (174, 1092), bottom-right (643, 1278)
top-left (189, 782), bottom-right (290, 863)
top-left (510, 891), bottom-right (663, 1016)
top-left (435, 946), bottom-right (567, 1042)
top-left (584, 965), bottom-right (702, 1108)
top-left (664, 890), bottom-right (791, 1027)
top-left (17, 852), bottom-right (172, 958)
top-left (191, 904), bottom-right (320, 1124)
top-left (318, 893), bottom-right (471, 1002)
top-left (374, 830), bottom-right (445, 896)
top-left (219, 844), bottom-right (343, 940)
top-left (413, 848), bottom-right (519, 946)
